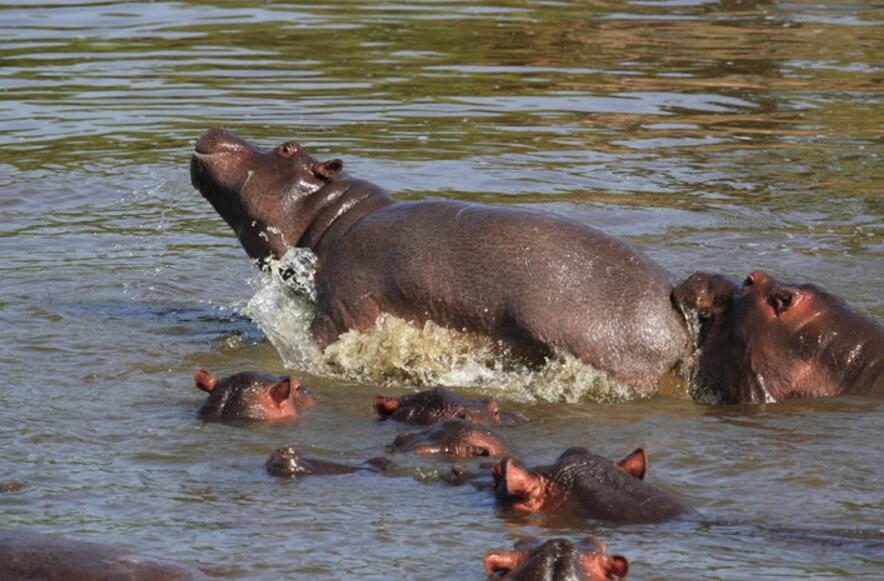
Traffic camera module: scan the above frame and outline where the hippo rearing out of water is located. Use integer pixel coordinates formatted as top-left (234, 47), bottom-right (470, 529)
top-left (190, 128), bottom-right (883, 402)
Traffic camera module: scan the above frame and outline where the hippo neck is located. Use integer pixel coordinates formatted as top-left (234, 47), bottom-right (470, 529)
top-left (296, 177), bottom-right (394, 254)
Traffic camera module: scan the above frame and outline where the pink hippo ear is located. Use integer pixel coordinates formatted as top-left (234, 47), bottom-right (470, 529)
top-left (616, 448), bottom-right (647, 480)
top-left (495, 458), bottom-right (543, 505)
top-left (312, 158), bottom-right (343, 181)
top-left (483, 550), bottom-right (528, 575)
top-left (194, 369), bottom-right (219, 393)
top-left (270, 379), bottom-right (293, 407)
top-left (374, 395), bottom-right (401, 419)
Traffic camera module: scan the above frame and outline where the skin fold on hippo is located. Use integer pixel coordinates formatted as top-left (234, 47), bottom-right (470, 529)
top-left (492, 447), bottom-right (696, 524)
top-left (0, 529), bottom-right (208, 581)
top-left (266, 444), bottom-right (392, 477)
top-left (374, 387), bottom-right (525, 425)
top-left (392, 418), bottom-right (508, 459)
top-left (484, 537), bottom-right (628, 581)
top-left (193, 369), bottom-right (315, 421)
top-left (191, 129), bottom-right (884, 402)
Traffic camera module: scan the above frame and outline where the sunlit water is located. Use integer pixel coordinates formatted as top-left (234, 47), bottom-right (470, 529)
top-left (0, 1), bottom-right (882, 579)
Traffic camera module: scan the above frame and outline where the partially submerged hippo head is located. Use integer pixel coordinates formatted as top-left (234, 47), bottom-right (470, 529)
top-left (374, 387), bottom-right (525, 426)
top-left (492, 447), bottom-right (694, 524)
top-left (193, 369), bottom-right (314, 421)
top-left (266, 444), bottom-right (392, 478)
top-left (484, 537), bottom-right (628, 581)
top-left (674, 271), bottom-right (884, 403)
top-left (190, 128), bottom-right (343, 263)
top-left (392, 418), bottom-right (508, 459)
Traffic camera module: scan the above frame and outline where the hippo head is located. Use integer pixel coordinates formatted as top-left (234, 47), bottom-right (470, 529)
top-left (265, 444), bottom-right (312, 477)
top-left (392, 418), bottom-right (508, 458)
top-left (491, 448), bottom-right (648, 514)
top-left (484, 538), bottom-right (628, 581)
top-left (374, 387), bottom-right (524, 426)
top-left (674, 271), bottom-right (884, 403)
top-left (190, 128), bottom-right (343, 264)
top-left (193, 369), bottom-right (314, 421)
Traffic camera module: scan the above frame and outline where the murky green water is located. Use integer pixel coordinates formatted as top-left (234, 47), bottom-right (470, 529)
top-left (1, 1), bottom-right (882, 579)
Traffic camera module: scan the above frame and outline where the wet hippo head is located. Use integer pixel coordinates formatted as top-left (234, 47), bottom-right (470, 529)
top-left (190, 128), bottom-right (343, 263)
top-left (484, 538), bottom-right (628, 581)
top-left (265, 444), bottom-right (312, 477)
top-left (374, 387), bottom-right (525, 426)
top-left (193, 369), bottom-right (315, 421)
top-left (674, 271), bottom-right (884, 403)
top-left (392, 418), bottom-right (508, 458)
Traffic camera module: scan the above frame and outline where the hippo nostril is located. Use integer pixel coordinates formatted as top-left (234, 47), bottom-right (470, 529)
top-left (769, 289), bottom-right (795, 315)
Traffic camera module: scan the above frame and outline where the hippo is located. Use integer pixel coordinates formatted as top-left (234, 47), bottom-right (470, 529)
top-left (191, 128), bottom-right (884, 402)
top-left (193, 369), bottom-right (314, 421)
top-left (0, 528), bottom-right (207, 581)
top-left (484, 537), bottom-right (628, 581)
top-left (391, 418), bottom-right (508, 458)
top-left (266, 444), bottom-right (392, 477)
top-left (492, 447), bottom-right (696, 524)
top-left (374, 387), bottom-right (524, 425)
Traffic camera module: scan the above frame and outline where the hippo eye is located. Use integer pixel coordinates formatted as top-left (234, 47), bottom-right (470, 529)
top-left (277, 142), bottom-right (299, 158)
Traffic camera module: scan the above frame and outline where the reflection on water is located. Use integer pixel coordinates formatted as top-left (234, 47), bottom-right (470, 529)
top-left (1, 1), bottom-right (882, 579)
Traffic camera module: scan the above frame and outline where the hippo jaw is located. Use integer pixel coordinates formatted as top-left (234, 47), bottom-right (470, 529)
top-left (190, 128), bottom-right (343, 264)
top-left (674, 271), bottom-right (884, 403)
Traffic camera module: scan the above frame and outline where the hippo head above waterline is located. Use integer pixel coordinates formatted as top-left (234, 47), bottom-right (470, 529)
top-left (674, 271), bottom-right (884, 403)
top-left (190, 127), bottom-right (344, 264)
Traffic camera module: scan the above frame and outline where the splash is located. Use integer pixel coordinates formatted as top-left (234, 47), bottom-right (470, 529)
top-left (244, 250), bottom-right (639, 403)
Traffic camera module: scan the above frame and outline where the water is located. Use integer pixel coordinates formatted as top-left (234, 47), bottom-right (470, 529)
top-left (1, 0), bottom-right (882, 578)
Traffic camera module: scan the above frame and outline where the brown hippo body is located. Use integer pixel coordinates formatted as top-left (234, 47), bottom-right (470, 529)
top-left (492, 447), bottom-right (696, 524)
top-left (191, 128), bottom-right (884, 403)
top-left (484, 537), bottom-right (628, 581)
top-left (0, 529), bottom-right (207, 581)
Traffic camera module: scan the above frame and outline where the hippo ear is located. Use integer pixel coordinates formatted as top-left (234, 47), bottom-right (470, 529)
top-left (270, 379), bottom-right (292, 406)
top-left (483, 550), bottom-right (528, 575)
top-left (496, 457), bottom-right (541, 499)
top-left (607, 555), bottom-right (629, 578)
top-left (312, 159), bottom-right (343, 181)
top-left (374, 395), bottom-right (401, 419)
top-left (616, 448), bottom-right (647, 480)
top-left (485, 399), bottom-right (501, 423)
top-left (194, 369), bottom-right (219, 393)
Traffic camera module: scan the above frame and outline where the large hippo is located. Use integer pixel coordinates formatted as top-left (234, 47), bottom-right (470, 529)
top-left (491, 447), bottom-right (696, 524)
top-left (190, 129), bottom-right (884, 402)
top-left (0, 529), bottom-right (207, 581)
top-left (193, 369), bottom-right (315, 421)
top-left (484, 537), bottom-right (628, 581)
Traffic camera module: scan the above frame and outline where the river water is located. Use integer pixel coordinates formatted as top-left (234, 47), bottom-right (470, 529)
top-left (1, 1), bottom-right (882, 579)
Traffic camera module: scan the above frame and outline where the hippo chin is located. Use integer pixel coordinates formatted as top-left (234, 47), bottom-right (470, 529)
top-left (191, 129), bottom-right (883, 403)
top-left (193, 369), bottom-right (314, 421)
top-left (492, 447), bottom-right (696, 524)
top-left (484, 537), bottom-right (628, 581)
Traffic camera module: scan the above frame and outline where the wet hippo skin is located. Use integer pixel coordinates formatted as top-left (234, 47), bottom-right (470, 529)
top-left (193, 369), bottom-right (314, 421)
top-left (191, 129), bottom-right (884, 402)
top-left (492, 447), bottom-right (696, 524)
top-left (374, 387), bottom-right (524, 425)
top-left (392, 418), bottom-right (508, 458)
top-left (266, 444), bottom-right (392, 477)
top-left (0, 529), bottom-right (208, 581)
top-left (484, 537), bottom-right (628, 581)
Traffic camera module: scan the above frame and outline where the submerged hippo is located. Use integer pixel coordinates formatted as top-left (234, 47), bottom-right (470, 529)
top-left (0, 528), bottom-right (207, 581)
top-left (484, 537), bottom-right (628, 581)
top-left (193, 369), bottom-right (315, 421)
top-left (375, 387), bottom-right (524, 425)
top-left (266, 444), bottom-right (391, 477)
top-left (392, 418), bottom-right (508, 458)
top-left (191, 128), bottom-right (884, 402)
top-left (492, 447), bottom-right (696, 524)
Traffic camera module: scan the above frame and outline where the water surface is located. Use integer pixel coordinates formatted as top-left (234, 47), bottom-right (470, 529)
top-left (1, 1), bottom-right (882, 579)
